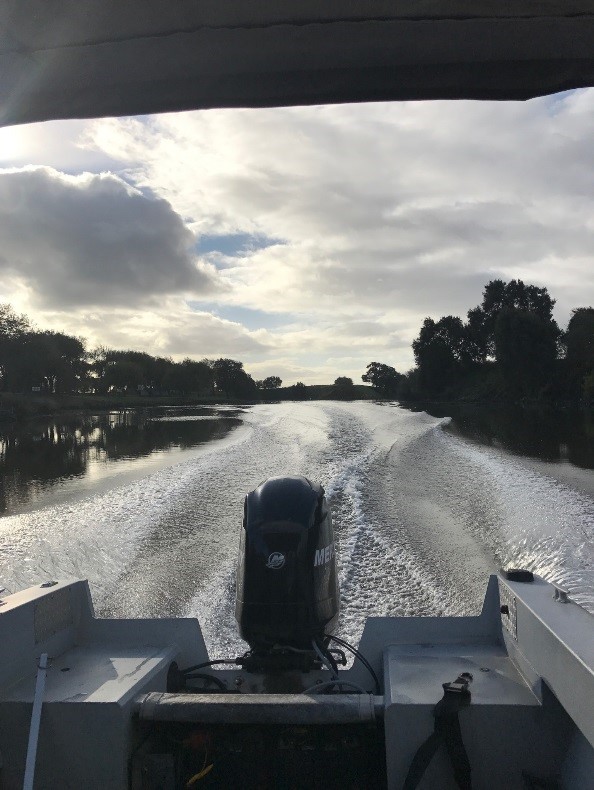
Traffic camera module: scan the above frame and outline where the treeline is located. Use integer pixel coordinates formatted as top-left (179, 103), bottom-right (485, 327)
top-left (362, 279), bottom-right (594, 404)
top-left (0, 305), bottom-right (272, 399)
top-left (2, 278), bottom-right (592, 406)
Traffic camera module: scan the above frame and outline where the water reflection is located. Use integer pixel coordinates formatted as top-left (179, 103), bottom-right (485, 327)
top-left (418, 404), bottom-right (594, 470)
top-left (0, 407), bottom-right (242, 515)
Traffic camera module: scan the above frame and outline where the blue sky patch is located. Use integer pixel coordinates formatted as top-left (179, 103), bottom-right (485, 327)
top-left (545, 89), bottom-right (578, 116)
top-left (189, 302), bottom-right (296, 330)
top-left (196, 232), bottom-right (281, 257)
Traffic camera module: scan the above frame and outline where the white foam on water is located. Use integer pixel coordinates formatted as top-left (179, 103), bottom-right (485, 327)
top-left (0, 457), bottom-right (200, 598)
top-left (437, 429), bottom-right (594, 611)
top-left (190, 402), bottom-right (458, 656)
top-left (0, 418), bottom-right (253, 602)
top-left (2, 401), bottom-right (592, 662)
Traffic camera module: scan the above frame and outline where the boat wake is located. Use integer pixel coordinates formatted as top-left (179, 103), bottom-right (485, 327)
top-left (1, 401), bottom-right (592, 658)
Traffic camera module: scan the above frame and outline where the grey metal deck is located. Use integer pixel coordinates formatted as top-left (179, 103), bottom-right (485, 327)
top-left (0, 572), bottom-right (592, 788)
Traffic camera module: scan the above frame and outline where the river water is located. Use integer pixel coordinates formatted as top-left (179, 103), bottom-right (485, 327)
top-left (1, 401), bottom-right (592, 658)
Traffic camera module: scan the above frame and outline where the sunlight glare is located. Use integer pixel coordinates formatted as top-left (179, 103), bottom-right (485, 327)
top-left (0, 126), bottom-right (25, 165)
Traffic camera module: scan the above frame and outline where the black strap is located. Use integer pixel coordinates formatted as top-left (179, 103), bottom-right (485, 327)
top-left (403, 673), bottom-right (473, 790)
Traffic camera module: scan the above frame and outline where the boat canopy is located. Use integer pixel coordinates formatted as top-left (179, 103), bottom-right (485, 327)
top-left (2, 1), bottom-right (594, 126)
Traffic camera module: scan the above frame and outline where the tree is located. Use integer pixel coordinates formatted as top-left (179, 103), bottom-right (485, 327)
top-left (399, 368), bottom-right (422, 400)
top-left (209, 358), bottom-right (257, 398)
top-left (0, 316), bottom-right (86, 394)
top-left (410, 280), bottom-right (562, 397)
top-left (0, 304), bottom-right (30, 390)
top-left (6, 332), bottom-right (48, 392)
top-left (332, 376), bottom-right (355, 399)
top-left (362, 362), bottom-right (403, 397)
top-left (99, 351), bottom-right (149, 393)
top-left (36, 331), bottom-right (87, 394)
top-left (88, 347), bottom-right (110, 394)
top-left (412, 316), bottom-right (472, 394)
top-left (257, 376), bottom-right (282, 389)
top-left (148, 356), bottom-right (176, 393)
top-left (165, 359), bottom-right (214, 395)
top-left (495, 308), bottom-right (558, 397)
top-left (104, 358), bottom-right (144, 392)
top-left (0, 304), bottom-right (30, 338)
top-left (94, 350), bottom-right (177, 394)
top-left (564, 308), bottom-right (594, 392)
top-left (583, 372), bottom-right (594, 405)
top-left (290, 382), bottom-right (308, 400)
top-left (468, 279), bottom-right (559, 359)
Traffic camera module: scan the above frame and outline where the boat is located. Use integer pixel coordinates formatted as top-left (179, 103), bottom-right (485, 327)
top-left (0, 476), bottom-right (592, 788)
top-left (1, 2), bottom-right (594, 787)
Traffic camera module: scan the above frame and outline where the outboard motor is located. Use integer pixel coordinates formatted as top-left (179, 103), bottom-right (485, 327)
top-left (235, 476), bottom-right (339, 656)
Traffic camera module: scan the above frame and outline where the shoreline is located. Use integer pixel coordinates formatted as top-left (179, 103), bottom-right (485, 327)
top-left (0, 386), bottom-right (375, 422)
top-left (0, 391), bottom-right (590, 425)
top-left (0, 392), bottom-right (252, 422)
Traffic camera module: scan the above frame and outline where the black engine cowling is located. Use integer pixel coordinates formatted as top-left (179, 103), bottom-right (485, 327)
top-left (235, 476), bottom-right (339, 650)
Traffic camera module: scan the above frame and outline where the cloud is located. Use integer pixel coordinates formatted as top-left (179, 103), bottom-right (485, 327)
top-left (84, 95), bottom-right (594, 335)
top-left (4, 91), bottom-right (594, 382)
top-left (19, 301), bottom-right (271, 360)
top-left (154, 309), bottom-right (271, 357)
top-left (0, 167), bottom-right (218, 309)
top-left (0, 119), bottom-right (121, 172)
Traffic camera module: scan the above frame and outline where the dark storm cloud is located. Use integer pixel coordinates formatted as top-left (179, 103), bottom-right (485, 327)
top-left (0, 167), bottom-right (217, 308)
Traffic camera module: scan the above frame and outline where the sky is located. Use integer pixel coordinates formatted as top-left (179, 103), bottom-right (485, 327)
top-left (1, 90), bottom-right (593, 385)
